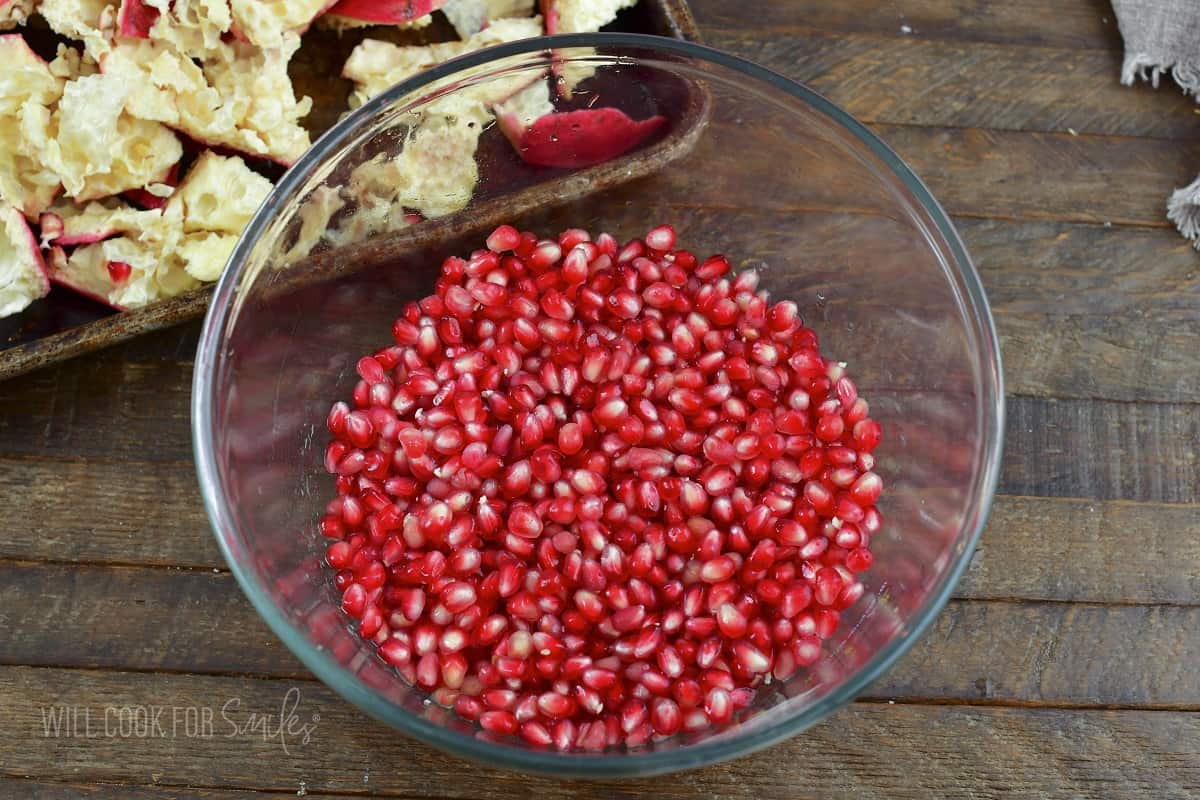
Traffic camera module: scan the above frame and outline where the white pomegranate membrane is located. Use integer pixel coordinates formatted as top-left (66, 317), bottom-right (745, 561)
top-left (320, 224), bottom-right (884, 750)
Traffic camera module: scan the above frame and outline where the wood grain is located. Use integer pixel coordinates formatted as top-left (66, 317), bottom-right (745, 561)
top-left (11, 213), bottom-right (1199, 403)
top-left (0, 564), bottom-right (307, 678)
top-left (689, 0), bottom-right (1121, 50)
top-left (6, 562), bottom-right (1200, 707)
top-left (4, 466), bottom-right (1196, 606)
top-left (0, 779), bottom-right (352, 799)
top-left (630, 119), bottom-right (1200, 226)
top-left (5, 667), bottom-right (1199, 799)
top-left (1003, 396), bottom-right (1200, 504)
top-left (872, 124), bottom-right (1200, 227)
top-left (0, 458), bottom-right (220, 568)
top-left (957, 496), bottom-right (1200, 605)
top-left (0, 360), bottom-right (193, 463)
top-left (961, 218), bottom-right (1200, 404)
top-left (6, 350), bottom-right (1196, 501)
top-left (998, 313), bottom-right (1200, 405)
top-left (705, 31), bottom-right (1200, 140)
top-left (960, 219), bottom-right (1199, 318)
top-left (871, 600), bottom-right (1200, 707)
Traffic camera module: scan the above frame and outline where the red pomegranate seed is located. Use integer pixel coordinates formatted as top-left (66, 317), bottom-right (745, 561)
top-left (644, 225), bottom-right (676, 252)
top-left (378, 637), bottom-right (412, 666)
top-left (850, 472), bottom-right (883, 505)
top-left (321, 224), bottom-right (883, 749)
top-left (732, 640), bottom-right (770, 674)
top-left (521, 720), bottom-right (553, 746)
top-left (650, 698), bottom-right (681, 735)
top-left (487, 225), bottom-right (521, 253)
top-left (479, 710), bottom-right (519, 735)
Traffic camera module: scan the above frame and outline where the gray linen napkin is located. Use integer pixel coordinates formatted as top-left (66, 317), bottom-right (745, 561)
top-left (1113, 0), bottom-right (1200, 245)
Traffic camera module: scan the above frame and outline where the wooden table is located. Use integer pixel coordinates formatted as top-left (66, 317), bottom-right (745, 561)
top-left (2, 1), bottom-right (1198, 797)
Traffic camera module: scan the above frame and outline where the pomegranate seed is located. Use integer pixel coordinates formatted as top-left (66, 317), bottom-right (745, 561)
top-left (846, 547), bottom-right (875, 573)
top-left (379, 638), bottom-right (412, 666)
top-left (487, 225), bottom-right (521, 253)
top-left (650, 698), bottom-right (681, 735)
top-left (521, 720), bottom-right (553, 746)
top-left (320, 224), bottom-right (882, 748)
top-left (732, 640), bottom-right (770, 674)
top-left (704, 688), bottom-right (733, 723)
top-left (644, 225), bottom-right (676, 252)
top-left (850, 472), bottom-right (883, 505)
top-left (853, 419), bottom-right (882, 451)
top-left (479, 710), bottom-right (519, 735)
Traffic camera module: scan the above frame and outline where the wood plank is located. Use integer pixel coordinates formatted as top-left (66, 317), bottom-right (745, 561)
top-left (591, 210), bottom-right (1200, 403)
top-left (0, 778), bottom-right (352, 799)
top-left (609, 120), bottom-right (1200, 226)
top-left (0, 459), bottom-right (221, 569)
top-left (692, 0), bottom-right (1121, 50)
top-left (107, 322), bottom-right (201, 364)
top-left (4, 465), bottom-right (1196, 606)
top-left (4, 667), bottom-right (1198, 798)
top-left (0, 360), bottom-right (193, 463)
top-left (0, 564), bottom-right (307, 678)
top-left (960, 217), bottom-right (1200, 405)
top-left (998, 312), bottom-right (1200, 405)
top-left (958, 496), bottom-right (1200, 605)
top-left (705, 31), bottom-right (1199, 140)
top-left (13, 214), bottom-right (1198, 404)
top-left (869, 600), bottom-right (1200, 707)
top-left (4, 351), bottom-right (1197, 500)
top-left (960, 219), bottom-right (1199, 318)
top-left (6, 563), bottom-right (1200, 707)
top-left (1003, 396), bottom-right (1200, 504)
top-left (871, 124), bottom-right (1200, 227)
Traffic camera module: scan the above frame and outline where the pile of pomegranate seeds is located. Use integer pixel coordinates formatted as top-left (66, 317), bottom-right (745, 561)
top-left (320, 224), bottom-right (883, 750)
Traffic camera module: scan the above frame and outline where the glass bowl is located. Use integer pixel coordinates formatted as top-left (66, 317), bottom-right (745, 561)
top-left (193, 33), bottom-right (1004, 777)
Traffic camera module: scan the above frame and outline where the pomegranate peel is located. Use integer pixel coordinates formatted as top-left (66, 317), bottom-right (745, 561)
top-left (228, 0), bottom-right (337, 48)
top-left (48, 233), bottom-right (199, 310)
top-left (0, 34), bottom-right (67, 222)
top-left (499, 107), bottom-right (667, 169)
top-left (325, 0), bottom-right (446, 24)
top-left (0, 0), bottom-right (34, 28)
top-left (116, 0), bottom-right (158, 37)
top-left (539, 0), bottom-right (638, 96)
top-left (341, 17), bottom-right (543, 109)
top-left (441, 0), bottom-right (534, 37)
top-left (122, 162), bottom-right (180, 211)
top-left (540, 0), bottom-right (636, 34)
top-left (0, 200), bottom-right (51, 316)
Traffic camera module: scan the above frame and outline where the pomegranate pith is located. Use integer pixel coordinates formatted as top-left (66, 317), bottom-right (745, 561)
top-left (320, 224), bottom-right (883, 751)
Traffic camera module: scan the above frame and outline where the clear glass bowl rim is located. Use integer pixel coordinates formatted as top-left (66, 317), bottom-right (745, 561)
top-left (192, 32), bottom-right (1005, 778)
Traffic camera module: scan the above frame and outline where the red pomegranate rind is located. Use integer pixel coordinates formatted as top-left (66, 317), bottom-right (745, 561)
top-left (37, 212), bottom-right (64, 248)
top-left (229, 0), bottom-right (340, 43)
top-left (499, 108), bottom-right (667, 169)
top-left (538, 0), bottom-right (558, 32)
top-left (47, 249), bottom-right (128, 310)
top-left (323, 0), bottom-right (445, 23)
top-left (0, 201), bottom-right (50, 315)
top-left (123, 162), bottom-right (180, 210)
top-left (319, 223), bottom-right (884, 749)
top-left (161, 126), bottom-right (295, 170)
top-left (49, 227), bottom-right (117, 246)
top-left (116, 0), bottom-right (159, 37)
